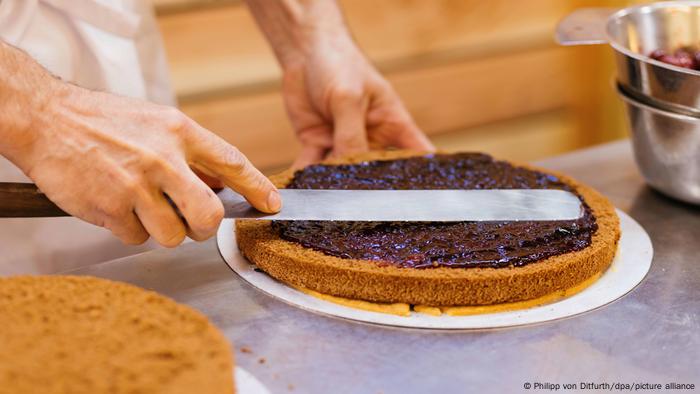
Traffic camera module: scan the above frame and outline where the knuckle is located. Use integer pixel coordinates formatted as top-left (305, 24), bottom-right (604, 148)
top-left (159, 227), bottom-right (186, 248)
top-left (236, 168), bottom-right (270, 195)
top-left (104, 217), bottom-right (146, 246)
top-left (374, 77), bottom-right (395, 93)
top-left (140, 150), bottom-right (162, 170)
top-left (330, 86), bottom-right (362, 104)
top-left (192, 201), bottom-right (224, 234)
top-left (141, 150), bottom-right (180, 177)
top-left (120, 175), bottom-right (142, 196)
top-left (100, 200), bottom-right (130, 219)
top-left (187, 233), bottom-right (208, 242)
top-left (220, 146), bottom-right (246, 174)
top-left (253, 174), bottom-right (273, 193)
top-left (162, 107), bottom-right (191, 132)
top-left (185, 229), bottom-right (204, 242)
top-left (122, 231), bottom-right (149, 246)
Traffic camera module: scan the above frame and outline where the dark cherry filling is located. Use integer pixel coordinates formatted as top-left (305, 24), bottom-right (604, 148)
top-left (649, 47), bottom-right (700, 70)
top-left (273, 153), bottom-right (597, 269)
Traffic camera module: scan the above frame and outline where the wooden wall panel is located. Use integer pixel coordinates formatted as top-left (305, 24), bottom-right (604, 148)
top-left (182, 47), bottom-right (573, 169)
top-left (432, 110), bottom-right (582, 162)
top-left (155, 0), bottom-right (618, 170)
top-left (157, 0), bottom-right (571, 99)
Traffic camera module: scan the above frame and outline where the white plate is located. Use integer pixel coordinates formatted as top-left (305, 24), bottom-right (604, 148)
top-left (217, 210), bottom-right (653, 329)
top-left (235, 366), bottom-right (269, 394)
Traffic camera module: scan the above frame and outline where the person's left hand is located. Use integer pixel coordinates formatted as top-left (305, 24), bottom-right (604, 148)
top-left (280, 38), bottom-right (435, 168)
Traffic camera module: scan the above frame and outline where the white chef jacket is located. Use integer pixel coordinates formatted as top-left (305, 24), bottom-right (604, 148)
top-left (0, 0), bottom-right (176, 275)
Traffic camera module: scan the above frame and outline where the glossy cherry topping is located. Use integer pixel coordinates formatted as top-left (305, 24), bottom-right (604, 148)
top-left (273, 153), bottom-right (597, 269)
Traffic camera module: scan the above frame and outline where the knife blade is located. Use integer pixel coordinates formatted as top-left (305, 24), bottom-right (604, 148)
top-left (0, 182), bottom-right (583, 221)
top-left (220, 188), bottom-right (583, 221)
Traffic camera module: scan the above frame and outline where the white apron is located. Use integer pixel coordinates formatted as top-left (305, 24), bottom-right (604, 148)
top-left (0, 0), bottom-right (175, 275)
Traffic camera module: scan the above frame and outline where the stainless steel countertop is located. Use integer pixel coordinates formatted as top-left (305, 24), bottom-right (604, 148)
top-left (68, 140), bottom-right (700, 394)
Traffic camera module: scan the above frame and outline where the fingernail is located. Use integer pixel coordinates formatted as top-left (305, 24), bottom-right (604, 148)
top-left (267, 190), bottom-right (282, 212)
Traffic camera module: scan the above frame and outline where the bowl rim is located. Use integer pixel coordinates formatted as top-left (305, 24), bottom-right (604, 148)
top-left (616, 81), bottom-right (700, 117)
top-left (607, 0), bottom-right (700, 77)
top-left (617, 82), bottom-right (700, 121)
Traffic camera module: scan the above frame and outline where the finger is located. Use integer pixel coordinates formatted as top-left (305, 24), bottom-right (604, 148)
top-left (369, 99), bottom-right (435, 152)
top-left (388, 118), bottom-right (435, 151)
top-left (107, 212), bottom-right (149, 245)
top-left (330, 92), bottom-right (369, 157)
top-left (161, 167), bottom-right (224, 242)
top-left (186, 127), bottom-right (281, 213)
top-left (292, 144), bottom-right (329, 170)
top-left (133, 191), bottom-right (186, 248)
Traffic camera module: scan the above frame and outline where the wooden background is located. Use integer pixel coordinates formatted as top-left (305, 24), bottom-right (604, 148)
top-left (153, 0), bottom-right (635, 173)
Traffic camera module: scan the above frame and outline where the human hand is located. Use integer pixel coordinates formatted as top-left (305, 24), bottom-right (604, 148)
top-left (282, 38), bottom-right (435, 168)
top-left (6, 82), bottom-right (280, 247)
top-left (244, 0), bottom-right (434, 169)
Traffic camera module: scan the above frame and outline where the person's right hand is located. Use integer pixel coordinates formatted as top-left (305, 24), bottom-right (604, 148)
top-left (8, 82), bottom-right (280, 247)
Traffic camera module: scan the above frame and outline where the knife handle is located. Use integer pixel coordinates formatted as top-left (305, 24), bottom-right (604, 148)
top-left (0, 182), bottom-right (69, 217)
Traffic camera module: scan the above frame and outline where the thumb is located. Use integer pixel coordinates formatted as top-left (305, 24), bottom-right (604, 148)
top-left (329, 92), bottom-right (369, 157)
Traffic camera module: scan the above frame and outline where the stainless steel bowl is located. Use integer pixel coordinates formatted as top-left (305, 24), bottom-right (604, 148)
top-left (617, 83), bottom-right (700, 204)
top-left (558, 1), bottom-right (700, 113)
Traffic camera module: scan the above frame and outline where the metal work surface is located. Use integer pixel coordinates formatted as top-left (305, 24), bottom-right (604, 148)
top-left (68, 140), bottom-right (700, 393)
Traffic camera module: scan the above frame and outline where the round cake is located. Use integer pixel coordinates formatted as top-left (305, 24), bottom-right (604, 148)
top-left (236, 151), bottom-right (620, 306)
top-left (0, 275), bottom-right (234, 394)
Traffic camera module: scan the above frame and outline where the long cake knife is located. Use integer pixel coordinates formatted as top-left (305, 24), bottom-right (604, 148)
top-left (0, 182), bottom-right (583, 221)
